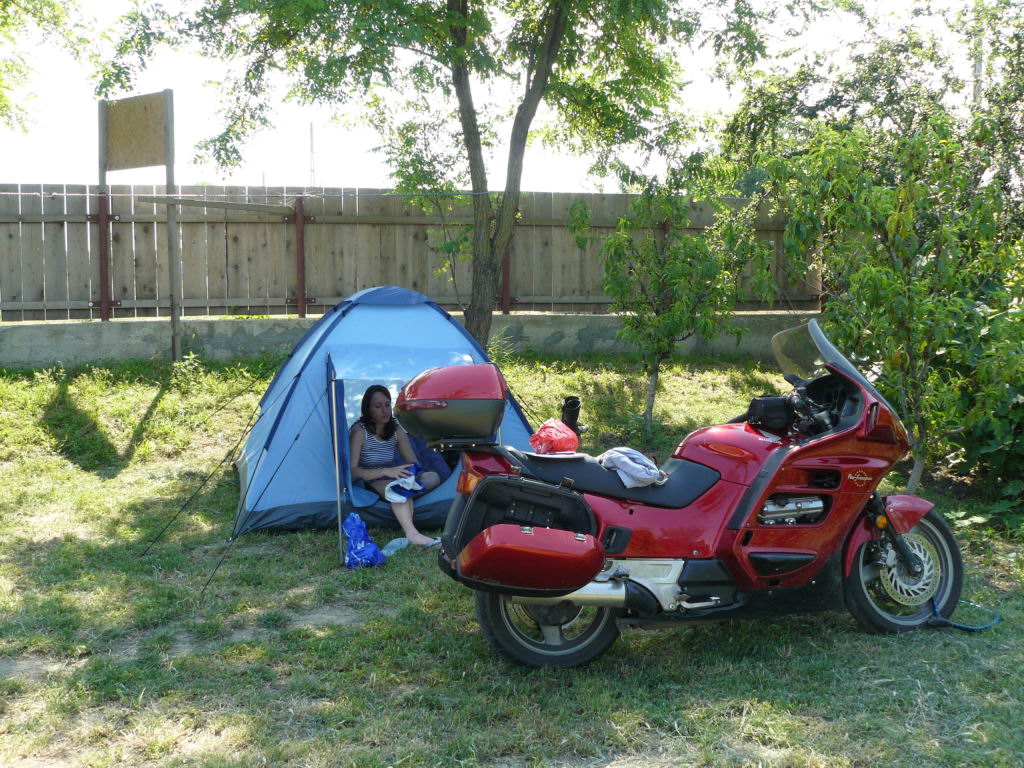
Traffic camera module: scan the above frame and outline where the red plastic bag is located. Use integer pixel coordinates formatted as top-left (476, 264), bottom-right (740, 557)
top-left (529, 418), bottom-right (579, 454)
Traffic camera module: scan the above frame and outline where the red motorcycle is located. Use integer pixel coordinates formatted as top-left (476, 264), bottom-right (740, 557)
top-left (396, 320), bottom-right (963, 667)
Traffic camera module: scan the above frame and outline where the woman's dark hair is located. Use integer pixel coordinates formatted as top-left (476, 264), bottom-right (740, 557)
top-left (359, 384), bottom-right (396, 440)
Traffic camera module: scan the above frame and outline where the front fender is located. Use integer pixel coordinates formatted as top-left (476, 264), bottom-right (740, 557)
top-left (884, 494), bottom-right (934, 534)
top-left (843, 516), bottom-right (877, 577)
top-left (842, 494), bottom-right (935, 577)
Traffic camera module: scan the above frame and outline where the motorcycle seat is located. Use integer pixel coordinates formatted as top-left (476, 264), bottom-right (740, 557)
top-left (505, 448), bottom-right (721, 509)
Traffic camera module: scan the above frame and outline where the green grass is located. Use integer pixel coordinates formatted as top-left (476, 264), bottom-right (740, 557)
top-left (0, 352), bottom-right (1020, 767)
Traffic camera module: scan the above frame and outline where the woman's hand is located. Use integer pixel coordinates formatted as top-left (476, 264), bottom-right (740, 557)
top-left (379, 464), bottom-right (413, 480)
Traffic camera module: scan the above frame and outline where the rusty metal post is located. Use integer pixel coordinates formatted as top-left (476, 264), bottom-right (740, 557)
top-left (97, 191), bottom-right (112, 321)
top-left (97, 100), bottom-right (111, 321)
top-left (293, 196), bottom-right (308, 318)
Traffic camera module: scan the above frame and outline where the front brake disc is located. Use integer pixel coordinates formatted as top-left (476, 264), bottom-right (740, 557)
top-left (879, 533), bottom-right (941, 606)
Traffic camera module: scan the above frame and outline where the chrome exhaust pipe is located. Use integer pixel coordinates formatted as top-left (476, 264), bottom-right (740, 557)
top-left (509, 579), bottom-right (662, 617)
top-left (510, 580), bottom-right (627, 608)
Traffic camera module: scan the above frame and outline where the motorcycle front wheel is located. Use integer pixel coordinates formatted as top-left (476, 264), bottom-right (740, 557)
top-left (474, 591), bottom-right (621, 668)
top-left (843, 510), bottom-right (963, 633)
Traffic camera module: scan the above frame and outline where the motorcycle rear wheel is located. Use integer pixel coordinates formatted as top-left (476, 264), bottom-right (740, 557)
top-left (474, 591), bottom-right (621, 668)
top-left (843, 510), bottom-right (963, 633)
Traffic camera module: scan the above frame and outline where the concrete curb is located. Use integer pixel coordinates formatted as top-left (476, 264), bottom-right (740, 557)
top-left (0, 311), bottom-right (818, 368)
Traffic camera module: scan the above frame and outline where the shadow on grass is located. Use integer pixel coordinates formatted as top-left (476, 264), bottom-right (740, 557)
top-left (40, 374), bottom-right (169, 475)
top-left (40, 376), bottom-right (120, 471)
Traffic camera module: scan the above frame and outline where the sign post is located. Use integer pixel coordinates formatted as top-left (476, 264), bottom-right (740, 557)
top-left (98, 89), bottom-right (182, 360)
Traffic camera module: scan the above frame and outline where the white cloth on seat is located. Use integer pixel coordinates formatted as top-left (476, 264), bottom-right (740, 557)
top-left (384, 474), bottom-right (423, 502)
top-left (596, 447), bottom-right (668, 489)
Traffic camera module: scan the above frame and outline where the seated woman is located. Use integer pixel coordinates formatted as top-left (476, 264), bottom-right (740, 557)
top-left (349, 384), bottom-right (441, 547)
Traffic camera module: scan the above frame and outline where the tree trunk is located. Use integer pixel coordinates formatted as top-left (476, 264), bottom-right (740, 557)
top-left (905, 423), bottom-right (926, 493)
top-left (451, 66), bottom-right (495, 343)
top-left (459, 1), bottom-right (568, 346)
top-left (906, 453), bottom-right (925, 494)
top-left (448, 0), bottom-right (495, 345)
top-left (464, 248), bottom-right (500, 344)
top-left (643, 359), bottom-right (660, 435)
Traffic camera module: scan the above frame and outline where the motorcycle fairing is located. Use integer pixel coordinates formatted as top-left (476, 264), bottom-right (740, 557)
top-left (584, 479), bottom-right (749, 560)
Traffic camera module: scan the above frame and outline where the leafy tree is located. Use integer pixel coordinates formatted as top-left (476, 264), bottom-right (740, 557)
top-left (722, 3), bottom-right (1024, 514)
top-left (1, 0), bottom-right (89, 128)
top-left (570, 164), bottom-right (777, 433)
top-left (958, 287), bottom-right (1024, 529)
top-left (761, 111), bottom-right (1020, 494)
top-left (99, 0), bottom-right (825, 344)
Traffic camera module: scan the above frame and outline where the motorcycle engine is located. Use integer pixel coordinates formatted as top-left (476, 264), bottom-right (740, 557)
top-left (758, 495), bottom-right (827, 525)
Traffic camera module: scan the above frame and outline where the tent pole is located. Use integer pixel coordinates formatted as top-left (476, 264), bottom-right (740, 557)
top-left (330, 376), bottom-right (346, 563)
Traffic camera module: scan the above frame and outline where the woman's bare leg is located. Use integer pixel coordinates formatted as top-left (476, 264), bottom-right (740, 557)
top-left (390, 500), bottom-right (435, 546)
top-left (418, 471), bottom-right (440, 492)
top-left (368, 477), bottom-right (437, 547)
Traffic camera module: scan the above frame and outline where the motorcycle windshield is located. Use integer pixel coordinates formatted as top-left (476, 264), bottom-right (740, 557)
top-left (771, 320), bottom-right (900, 417)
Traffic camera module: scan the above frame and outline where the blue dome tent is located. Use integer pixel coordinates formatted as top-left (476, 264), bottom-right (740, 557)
top-left (233, 286), bottom-right (533, 538)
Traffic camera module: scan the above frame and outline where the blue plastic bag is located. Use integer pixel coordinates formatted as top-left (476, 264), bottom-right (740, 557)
top-left (342, 512), bottom-right (386, 568)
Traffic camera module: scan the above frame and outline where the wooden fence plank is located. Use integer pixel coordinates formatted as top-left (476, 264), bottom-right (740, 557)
top-left (449, 194), bottom-right (476, 309)
top-left (304, 185), bottom-right (343, 311)
top-left (355, 188), bottom-right (386, 292)
top-left (584, 193), bottom-right (613, 310)
top-left (551, 192), bottom-right (587, 310)
top-left (0, 184), bottom-right (23, 321)
top-left (204, 185), bottom-right (228, 314)
top-left (264, 186), bottom-right (291, 315)
top-left (223, 186), bottom-right (249, 314)
top-left (248, 185), bottom-right (275, 314)
top-left (302, 186), bottom-right (328, 314)
top-left (132, 184), bottom-right (157, 317)
top-left (378, 193), bottom-right (399, 287)
top-left (393, 194), bottom-right (426, 300)
top-left (334, 187), bottom-right (358, 300)
top-left (108, 184), bottom-right (134, 318)
top-left (65, 184), bottom-right (91, 319)
top-left (178, 185), bottom-right (208, 316)
top-left (510, 192), bottom-right (535, 310)
top-left (151, 184), bottom-right (169, 317)
top-left (19, 185), bottom-right (45, 320)
top-left (422, 196), bottom-right (452, 306)
top-left (533, 192), bottom-right (554, 311)
top-left (285, 186), bottom-right (308, 314)
top-left (42, 184), bottom-right (68, 319)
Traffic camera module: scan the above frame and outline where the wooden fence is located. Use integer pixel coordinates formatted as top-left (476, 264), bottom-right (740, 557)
top-left (0, 185), bottom-right (818, 321)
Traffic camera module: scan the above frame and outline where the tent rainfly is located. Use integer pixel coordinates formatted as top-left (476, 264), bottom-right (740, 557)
top-left (233, 286), bottom-right (533, 538)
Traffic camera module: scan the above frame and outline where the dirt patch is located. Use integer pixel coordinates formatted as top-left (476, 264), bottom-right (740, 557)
top-left (290, 604), bottom-right (367, 627)
top-left (0, 757), bottom-right (73, 768)
top-left (0, 655), bottom-right (80, 681)
top-left (165, 602), bottom-right (392, 657)
top-left (2, 602), bottom-right (396, 681)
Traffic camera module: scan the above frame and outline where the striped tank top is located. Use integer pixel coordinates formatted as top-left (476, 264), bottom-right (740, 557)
top-left (358, 422), bottom-right (398, 468)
